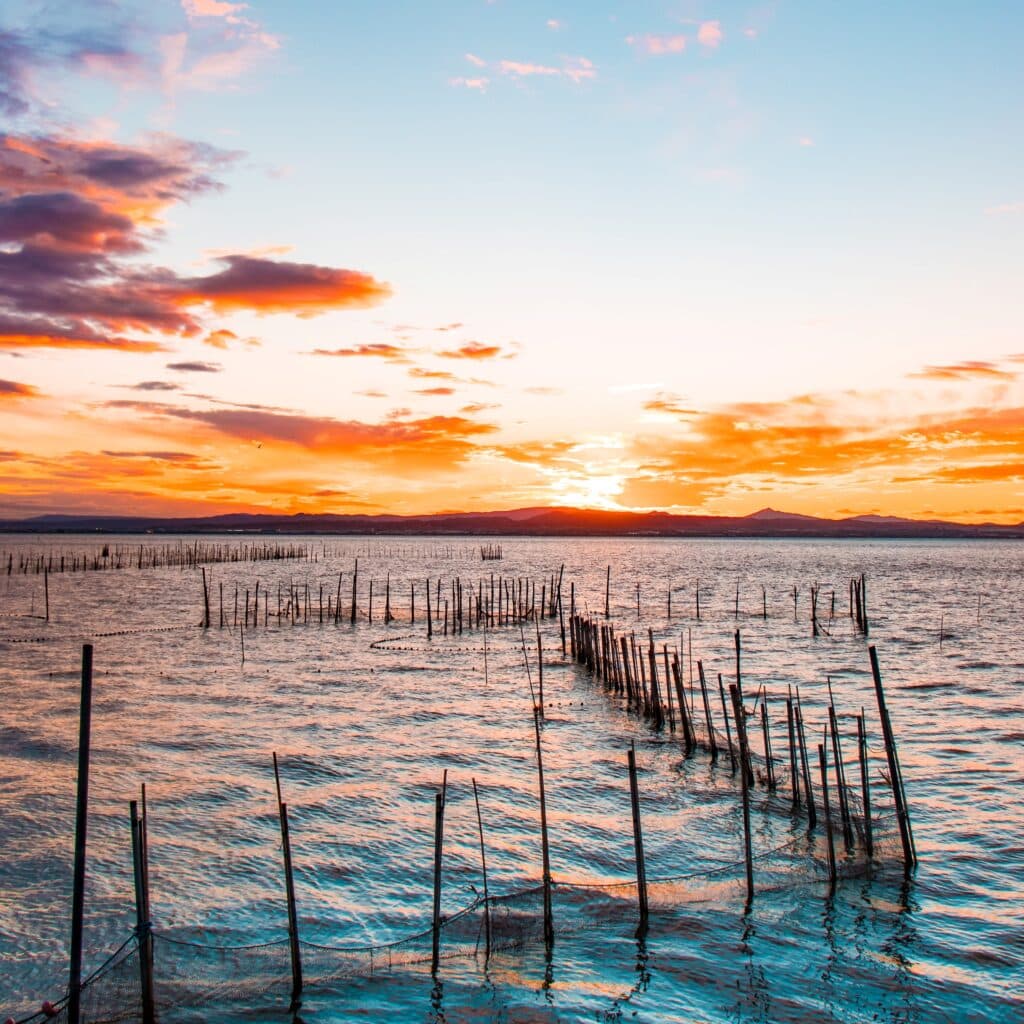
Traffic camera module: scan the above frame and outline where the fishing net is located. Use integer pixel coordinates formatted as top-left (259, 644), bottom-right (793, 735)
top-left (10, 812), bottom-right (904, 1024)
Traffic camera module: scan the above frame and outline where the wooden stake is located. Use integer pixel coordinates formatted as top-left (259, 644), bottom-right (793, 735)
top-left (431, 790), bottom-right (445, 974)
top-left (533, 705), bottom-right (554, 947)
top-left (472, 778), bottom-right (491, 959)
top-left (857, 712), bottom-right (874, 858)
top-left (730, 684), bottom-right (754, 909)
top-left (130, 800), bottom-right (156, 1024)
top-left (869, 646), bottom-right (915, 870)
top-left (278, 801), bottom-right (303, 1008)
top-left (818, 742), bottom-right (837, 888)
top-left (627, 742), bottom-right (649, 930)
top-left (67, 644), bottom-right (94, 1024)
top-left (718, 672), bottom-right (736, 771)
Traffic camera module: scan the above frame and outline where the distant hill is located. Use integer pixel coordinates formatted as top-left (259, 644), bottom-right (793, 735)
top-left (1, 507), bottom-right (1022, 538)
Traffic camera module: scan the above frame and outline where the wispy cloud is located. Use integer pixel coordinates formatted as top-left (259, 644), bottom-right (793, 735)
top-left (309, 342), bottom-right (410, 361)
top-left (0, 378), bottom-right (39, 398)
top-left (697, 21), bottom-right (724, 49)
top-left (626, 34), bottom-right (686, 56)
top-left (438, 341), bottom-right (505, 360)
top-left (167, 360), bottom-right (222, 372)
top-left (161, 0), bottom-right (280, 95)
top-left (908, 361), bottom-right (1015, 382)
top-left (985, 200), bottom-right (1024, 215)
top-left (449, 76), bottom-right (488, 91)
top-left (499, 59), bottom-right (561, 78)
top-left (496, 56), bottom-right (595, 82)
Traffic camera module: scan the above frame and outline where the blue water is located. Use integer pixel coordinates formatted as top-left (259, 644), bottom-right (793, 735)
top-left (0, 536), bottom-right (1021, 1022)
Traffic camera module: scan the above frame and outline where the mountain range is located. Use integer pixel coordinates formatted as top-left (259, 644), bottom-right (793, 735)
top-left (1, 507), bottom-right (1022, 538)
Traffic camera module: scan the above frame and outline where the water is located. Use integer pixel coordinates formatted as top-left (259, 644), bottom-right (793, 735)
top-left (1, 535), bottom-right (1021, 1023)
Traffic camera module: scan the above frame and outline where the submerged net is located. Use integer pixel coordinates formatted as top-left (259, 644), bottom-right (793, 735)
top-left (11, 814), bottom-right (903, 1024)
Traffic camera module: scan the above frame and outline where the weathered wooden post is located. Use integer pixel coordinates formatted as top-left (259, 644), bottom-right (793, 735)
top-left (730, 683), bottom-right (754, 909)
top-left (130, 800), bottom-right (156, 1024)
top-left (68, 644), bottom-right (94, 1024)
top-left (471, 778), bottom-right (491, 960)
top-left (278, 801), bottom-right (303, 1009)
top-left (431, 775), bottom-right (448, 974)
top-left (627, 743), bottom-right (649, 931)
top-left (869, 646), bottom-right (915, 871)
top-left (857, 712), bottom-right (874, 857)
top-left (533, 706), bottom-right (554, 947)
top-left (818, 742), bottom-right (838, 888)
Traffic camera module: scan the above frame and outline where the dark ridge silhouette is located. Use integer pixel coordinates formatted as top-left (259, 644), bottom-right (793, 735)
top-left (1, 506), bottom-right (1022, 538)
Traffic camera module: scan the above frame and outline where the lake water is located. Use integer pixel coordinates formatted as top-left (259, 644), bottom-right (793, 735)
top-left (0, 535), bottom-right (1021, 1023)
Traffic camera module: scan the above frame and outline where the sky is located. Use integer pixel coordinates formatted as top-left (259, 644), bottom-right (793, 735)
top-left (0, 0), bottom-right (1022, 522)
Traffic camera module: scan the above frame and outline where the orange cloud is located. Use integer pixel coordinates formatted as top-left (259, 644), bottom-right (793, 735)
top-left (171, 256), bottom-right (391, 315)
top-left (414, 387), bottom-right (456, 396)
top-left (0, 378), bottom-right (39, 398)
top-left (909, 361), bottom-right (1015, 381)
top-left (438, 341), bottom-right (503, 360)
top-left (310, 342), bottom-right (410, 360)
top-left (203, 328), bottom-right (237, 349)
top-left (408, 367), bottom-right (458, 381)
top-left (0, 325), bottom-right (167, 352)
top-left (110, 401), bottom-right (499, 471)
top-left (643, 392), bottom-right (698, 416)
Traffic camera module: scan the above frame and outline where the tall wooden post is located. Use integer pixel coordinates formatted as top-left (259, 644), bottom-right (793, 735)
top-left (130, 800), bottom-right (156, 1023)
top-left (431, 791), bottom-right (445, 973)
top-left (730, 684), bottom-right (754, 909)
top-left (869, 646), bottom-right (915, 870)
top-left (857, 713), bottom-right (874, 857)
top-left (471, 779), bottom-right (491, 960)
top-left (68, 644), bottom-right (94, 1024)
top-left (533, 706), bottom-right (554, 947)
top-left (818, 743), bottom-right (837, 888)
top-left (279, 802), bottom-right (303, 1009)
top-left (627, 743), bottom-right (649, 930)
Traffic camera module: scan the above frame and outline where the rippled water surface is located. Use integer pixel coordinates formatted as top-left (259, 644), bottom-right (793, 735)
top-left (1, 535), bottom-right (1022, 1023)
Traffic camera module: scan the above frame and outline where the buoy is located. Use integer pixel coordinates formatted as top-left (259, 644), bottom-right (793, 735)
top-left (7, 1015), bottom-right (18, 1024)
top-left (42, 1001), bottom-right (57, 1018)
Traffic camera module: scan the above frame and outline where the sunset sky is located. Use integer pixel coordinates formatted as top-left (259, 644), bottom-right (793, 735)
top-left (1, 1), bottom-right (1022, 521)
